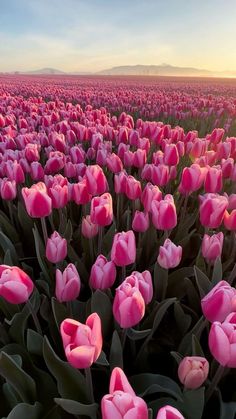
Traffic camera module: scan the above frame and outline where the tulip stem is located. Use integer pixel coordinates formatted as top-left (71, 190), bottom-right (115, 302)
top-left (121, 328), bottom-right (127, 349)
top-left (27, 300), bottom-right (42, 335)
top-left (41, 217), bottom-right (48, 245)
top-left (206, 364), bottom-right (225, 402)
top-left (98, 226), bottom-right (103, 255)
top-left (85, 367), bottom-right (95, 403)
top-left (7, 201), bottom-right (14, 225)
top-left (121, 265), bottom-right (126, 282)
top-left (66, 301), bottom-right (73, 318)
top-left (180, 195), bottom-right (188, 224)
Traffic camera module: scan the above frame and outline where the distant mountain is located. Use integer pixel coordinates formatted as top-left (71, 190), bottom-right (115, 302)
top-left (25, 68), bottom-right (66, 75)
top-left (97, 64), bottom-right (212, 77)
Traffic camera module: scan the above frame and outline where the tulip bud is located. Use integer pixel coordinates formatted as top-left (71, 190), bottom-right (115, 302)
top-left (157, 239), bottom-right (182, 269)
top-left (201, 280), bottom-right (236, 323)
top-left (132, 211), bottom-right (149, 232)
top-left (111, 230), bottom-right (136, 267)
top-left (22, 182), bottom-right (52, 218)
top-left (81, 215), bottom-right (99, 238)
top-left (90, 193), bottom-right (113, 227)
top-left (156, 405), bottom-right (184, 419)
top-left (56, 263), bottom-right (81, 302)
top-left (89, 255), bottom-right (116, 290)
top-left (46, 231), bottom-right (67, 263)
top-left (113, 281), bottom-right (145, 328)
top-left (202, 232), bottom-right (224, 263)
top-left (0, 178), bottom-right (17, 200)
top-left (0, 265), bottom-right (34, 304)
top-left (199, 193), bottom-right (228, 229)
top-left (178, 356), bottom-right (209, 389)
top-left (151, 194), bottom-right (177, 230)
top-left (209, 313), bottom-right (236, 367)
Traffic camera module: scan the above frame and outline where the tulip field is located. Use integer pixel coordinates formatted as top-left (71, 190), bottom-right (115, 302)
top-left (1, 74), bottom-right (236, 418)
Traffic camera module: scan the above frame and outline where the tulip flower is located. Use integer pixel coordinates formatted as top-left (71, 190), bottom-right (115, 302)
top-left (111, 230), bottom-right (136, 267)
top-left (113, 281), bottom-right (145, 328)
top-left (90, 193), bottom-right (113, 227)
top-left (201, 281), bottom-right (236, 323)
top-left (85, 164), bottom-right (108, 196)
top-left (151, 194), bottom-right (177, 231)
top-left (56, 263), bottom-right (81, 302)
top-left (0, 265), bottom-right (34, 304)
top-left (125, 270), bottom-right (153, 304)
top-left (89, 255), bottom-right (116, 290)
top-left (0, 178), bottom-right (17, 200)
top-left (60, 314), bottom-right (102, 369)
top-left (209, 313), bottom-right (236, 367)
top-left (157, 239), bottom-right (182, 269)
top-left (46, 231), bottom-right (67, 264)
top-left (81, 215), bottom-right (99, 238)
top-left (156, 405), bottom-right (184, 419)
top-left (132, 211), bottom-right (149, 232)
top-left (22, 182), bottom-right (52, 218)
top-left (101, 367), bottom-right (148, 419)
top-left (178, 356), bottom-right (209, 389)
top-left (202, 232), bottom-right (224, 263)
top-left (199, 193), bottom-right (228, 229)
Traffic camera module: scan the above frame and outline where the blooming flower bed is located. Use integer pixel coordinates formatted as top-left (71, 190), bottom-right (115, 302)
top-left (0, 75), bottom-right (236, 418)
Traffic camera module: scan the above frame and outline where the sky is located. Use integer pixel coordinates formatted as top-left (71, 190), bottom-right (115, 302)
top-left (0, 0), bottom-right (236, 73)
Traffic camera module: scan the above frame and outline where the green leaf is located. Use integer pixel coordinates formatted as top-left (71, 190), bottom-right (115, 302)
top-left (109, 330), bottom-right (123, 370)
top-left (51, 297), bottom-right (68, 330)
top-left (95, 351), bottom-right (109, 366)
top-left (194, 266), bottom-right (212, 298)
top-left (5, 402), bottom-right (42, 419)
top-left (43, 336), bottom-right (89, 403)
top-left (220, 401), bottom-right (236, 419)
top-left (154, 262), bottom-right (168, 301)
top-left (102, 222), bottom-right (116, 254)
top-left (91, 290), bottom-right (113, 337)
top-left (126, 327), bottom-right (152, 341)
top-left (181, 387), bottom-right (205, 419)
top-left (0, 352), bottom-right (36, 403)
top-left (0, 209), bottom-right (19, 243)
top-left (32, 225), bottom-right (51, 283)
top-left (129, 373), bottom-right (183, 402)
top-left (174, 303), bottom-right (192, 335)
top-left (27, 329), bottom-right (43, 356)
top-left (54, 398), bottom-right (98, 417)
top-left (212, 258), bottom-right (222, 286)
top-left (0, 230), bottom-right (19, 265)
top-left (191, 334), bottom-right (205, 357)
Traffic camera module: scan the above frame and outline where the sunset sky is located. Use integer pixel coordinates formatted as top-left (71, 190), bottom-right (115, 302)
top-left (1, 0), bottom-right (236, 73)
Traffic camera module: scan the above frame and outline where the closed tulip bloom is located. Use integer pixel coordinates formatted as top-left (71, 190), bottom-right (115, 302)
top-left (179, 164), bottom-right (206, 195)
top-left (22, 182), bottom-right (52, 218)
top-left (132, 211), bottom-right (149, 233)
top-left (199, 193), bottom-right (228, 229)
top-left (133, 149), bottom-right (147, 168)
top-left (6, 160), bottom-right (25, 184)
top-left (204, 167), bottom-right (223, 193)
top-left (56, 263), bottom-right (81, 302)
top-left (72, 179), bottom-right (91, 205)
top-left (209, 313), bottom-right (236, 367)
top-left (46, 231), bottom-right (67, 263)
top-left (106, 153), bottom-right (123, 173)
top-left (178, 356), bottom-right (209, 389)
top-left (111, 231), bottom-right (136, 266)
top-left (89, 255), bottom-right (116, 290)
top-left (156, 405), bottom-right (184, 419)
top-left (81, 215), bottom-right (99, 238)
top-left (202, 232), bottom-right (224, 263)
top-left (151, 194), bottom-right (177, 230)
top-left (90, 193), bottom-right (113, 227)
top-left (157, 239), bottom-right (182, 269)
top-left (48, 184), bottom-right (69, 209)
top-left (0, 265), bottom-right (34, 304)
top-left (114, 171), bottom-right (127, 194)
top-left (30, 162), bottom-right (44, 181)
top-left (141, 183), bottom-right (162, 213)
top-left (164, 144), bottom-right (179, 166)
top-left (0, 178), bottom-right (17, 200)
top-left (201, 280), bottom-right (236, 323)
top-left (85, 165), bottom-right (108, 196)
top-left (102, 389), bottom-right (148, 419)
top-left (113, 281), bottom-right (145, 328)
top-left (126, 175), bottom-right (142, 200)
top-left (60, 314), bottom-right (102, 369)
top-left (224, 210), bottom-right (236, 231)
top-left (125, 270), bottom-right (153, 304)
top-left (152, 164), bottom-right (170, 187)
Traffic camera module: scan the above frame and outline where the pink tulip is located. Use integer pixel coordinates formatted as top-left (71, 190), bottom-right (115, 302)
top-left (114, 171), bottom-right (127, 194)
top-left (152, 164), bottom-right (169, 187)
top-left (125, 270), bottom-right (153, 304)
top-left (46, 231), bottom-right (67, 264)
top-left (224, 210), bottom-right (236, 231)
top-left (125, 175), bottom-right (142, 200)
top-left (81, 215), bottom-right (99, 238)
top-left (30, 162), bottom-right (44, 181)
top-left (0, 265), bottom-right (34, 304)
top-left (89, 255), bottom-right (116, 290)
top-left (201, 281), bottom-right (236, 323)
top-left (164, 144), bottom-right (179, 166)
top-left (178, 356), bottom-right (209, 389)
top-left (156, 405), bottom-right (184, 419)
top-left (151, 195), bottom-right (177, 231)
top-left (85, 165), bottom-right (108, 196)
top-left (204, 167), bottom-right (223, 193)
top-left (22, 182), bottom-right (52, 218)
top-left (111, 230), bottom-right (136, 267)
top-left (113, 281), bottom-right (145, 328)
top-left (48, 183), bottom-right (69, 209)
top-left (132, 211), bottom-right (149, 232)
top-left (60, 314), bottom-right (102, 369)
top-left (101, 368), bottom-right (149, 418)
top-left (141, 183), bottom-right (162, 213)
top-left (202, 232), bottom-right (224, 263)
top-left (179, 164), bottom-right (206, 195)
top-left (56, 263), bottom-right (81, 302)
top-left (90, 193), bottom-right (113, 227)
top-left (209, 313), bottom-right (236, 367)
top-left (72, 179), bottom-right (91, 205)
top-left (106, 153), bottom-right (123, 173)
top-left (157, 239), bottom-right (182, 269)
top-left (199, 193), bottom-right (228, 229)
top-left (0, 179), bottom-right (17, 200)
